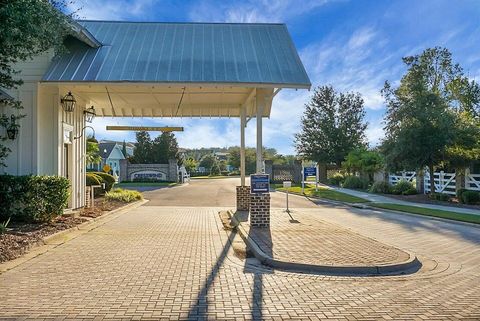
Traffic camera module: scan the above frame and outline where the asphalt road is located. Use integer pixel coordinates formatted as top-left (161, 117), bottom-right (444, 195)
top-left (143, 177), bottom-right (320, 208)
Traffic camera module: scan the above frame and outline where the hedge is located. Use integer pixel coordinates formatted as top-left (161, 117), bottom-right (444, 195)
top-left (0, 175), bottom-right (70, 223)
top-left (91, 172), bottom-right (115, 191)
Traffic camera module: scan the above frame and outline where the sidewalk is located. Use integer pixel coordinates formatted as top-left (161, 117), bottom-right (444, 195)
top-left (324, 185), bottom-right (480, 215)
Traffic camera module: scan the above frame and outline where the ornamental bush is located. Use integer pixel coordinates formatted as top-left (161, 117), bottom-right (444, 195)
top-left (342, 175), bottom-right (369, 189)
top-left (0, 175), bottom-right (70, 223)
top-left (92, 172), bottom-right (115, 191)
top-left (391, 180), bottom-right (414, 195)
top-left (369, 181), bottom-right (392, 194)
top-left (86, 173), bottom-right (102, 186)
top-left (429, 193), bottom-right (451, 201)
top-left (328, 173), bottom-right (345, 186)
top-left (461, 191), bottom-right (480, 205)
top-left (105, 188), bottom-right (143, 203)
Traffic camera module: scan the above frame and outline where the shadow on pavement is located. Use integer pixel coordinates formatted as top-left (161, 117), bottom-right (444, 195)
top-left (186, 212), bottom-right (272, 320)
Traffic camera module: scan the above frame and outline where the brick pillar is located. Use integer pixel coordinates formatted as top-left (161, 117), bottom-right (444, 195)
top-left (293, 160), bottom-right (302, 184)
top-left (236, 186), bottom-right (250, 211)
top-left (249, 193), bottom-right (270, 227)
top-left (119, 159), bottom-right (128, 182)
top-left (168, 159), bottom-right (179, 182)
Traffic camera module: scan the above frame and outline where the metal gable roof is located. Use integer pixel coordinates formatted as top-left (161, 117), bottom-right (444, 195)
top-left (42, 21), bottom-right (311, 88)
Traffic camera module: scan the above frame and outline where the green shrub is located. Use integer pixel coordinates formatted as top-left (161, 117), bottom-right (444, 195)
top-left (328, 173), bottom-right (345, 186)
top-left (86, 173), bottom-right (102, 186)
top-left (461, 191), bottom-right (480, 205)
top-left (402, 188), bottom-right (418, 195)
top-left (92, 172), bottom-right (116, 191)
top-left (429, 193), bottom-right (451, 201)
top-left (105, 188), bottom-right (143, 203)
top-left (342, 176), bottom-right (369, 189)
top-left (391, 180), bottom-right (414, 195)
top-left (0, 175), bottom-right (70, 223)
top-left (456, 188), bottom-right (468, 202)
top-left (369, 181), bottom-right (391, 194)
top-left (0, 217), bottom-right (10, 234)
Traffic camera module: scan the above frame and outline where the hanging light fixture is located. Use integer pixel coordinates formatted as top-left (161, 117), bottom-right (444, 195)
top-left (84, 106), bottom-right (96, 123)
top-left (6, 115), bottom-right (19, 140)
top-left (60, 91), bottom-right (76, 112)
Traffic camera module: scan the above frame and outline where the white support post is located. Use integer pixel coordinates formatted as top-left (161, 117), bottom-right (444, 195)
top-left (256, 94), bottom-right (264, 173)
top-left (240, 105), bottom-right (246, 186)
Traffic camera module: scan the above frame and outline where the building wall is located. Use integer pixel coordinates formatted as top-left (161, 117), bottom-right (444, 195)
top-left (1, 51), bottom-right (87, 209)
top-left (0, 51), bottom-right (53, 175)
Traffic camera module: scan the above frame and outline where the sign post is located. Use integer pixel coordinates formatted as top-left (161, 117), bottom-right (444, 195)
top-left (303, 166), bottom-right (317, 192)
top-left (283, 181), bottom-right (291, 213)
top-left (250, 174), bottom-right (270, 193)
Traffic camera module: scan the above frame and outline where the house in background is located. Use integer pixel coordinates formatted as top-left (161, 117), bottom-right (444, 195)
top-left (87, 141), bottom-right (134, 176)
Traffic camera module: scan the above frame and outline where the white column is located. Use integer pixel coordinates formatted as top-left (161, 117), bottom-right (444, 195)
top-left (256, 94), bottom-right (264, 173)
top-left (240, 105), bottom-right (246, 186)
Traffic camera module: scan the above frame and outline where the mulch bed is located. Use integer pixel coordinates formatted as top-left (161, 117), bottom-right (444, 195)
top-left (385, 193), bottom-right (480, 210)
top-left (0, 198), bottom-right (126, 264)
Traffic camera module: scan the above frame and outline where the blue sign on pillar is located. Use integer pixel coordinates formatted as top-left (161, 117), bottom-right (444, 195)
top-left (304, 167), bottom-right (317, 178)
top-left (250, 174), bottom-right (270, 193)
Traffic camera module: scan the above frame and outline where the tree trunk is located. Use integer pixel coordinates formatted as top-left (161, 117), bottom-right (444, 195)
top-left (429, 164), bottom-right (435, 194)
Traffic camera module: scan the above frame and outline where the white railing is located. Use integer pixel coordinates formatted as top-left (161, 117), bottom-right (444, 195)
top-left (465, 169), bottom-right (480, 192)
top-left (389, 171), bottom-right (416, 185)
top-left (424, 171), bottom-right (456, 195)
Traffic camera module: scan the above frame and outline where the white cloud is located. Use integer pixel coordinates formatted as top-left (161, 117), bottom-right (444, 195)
top-left (71, 0), bottom-right (156, 20)
top-left (188, 0), bottom-right (333, 23)
top-left (366, 123), bottom-right (384, 147)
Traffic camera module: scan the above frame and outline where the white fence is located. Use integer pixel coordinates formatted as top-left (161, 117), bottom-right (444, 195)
top-left (389, 169), bottom-right (480, 195)
top-left (424, 171), bottom-right (456, 195)
top-left (466, 169), bottom-right (480, 192)
top-left (389, 171), bottom-right (416, 185)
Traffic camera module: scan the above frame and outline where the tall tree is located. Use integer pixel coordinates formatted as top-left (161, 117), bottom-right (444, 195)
top-left (122, 140), bottom-right (128, 158)
top-left (131, 131), bottom-right (152, 164)
top-left (0, 0), bottom-right (74, 166)
top-left (295, 85), bottom-right (367, 166)
top-left (152, 132), bottom-right (180, 164)
top-left (381, 47), bottom-right (480, 191)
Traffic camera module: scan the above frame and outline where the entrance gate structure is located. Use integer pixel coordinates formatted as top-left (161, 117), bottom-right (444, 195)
top-left (33, 21), bottom-right (310, 223)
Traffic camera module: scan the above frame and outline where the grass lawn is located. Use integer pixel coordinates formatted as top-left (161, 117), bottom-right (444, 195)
top-left (370, 203), bottom-right (480, 224)
top-left (115, 182), bottom-right (177, 188)
top-left (276, 185), bottom-right (369, 203)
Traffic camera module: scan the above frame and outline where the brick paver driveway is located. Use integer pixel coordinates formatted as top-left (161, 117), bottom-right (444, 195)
top-left (1, 178), bottom-right (479, 320)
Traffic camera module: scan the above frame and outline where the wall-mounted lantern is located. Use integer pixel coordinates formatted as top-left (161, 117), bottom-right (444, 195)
top-left (60, 91), bottom-right (76, 112)
top-left (6, 115), bottom-right (19, 140)
top-left (84, 106), bottom-right (96, 123)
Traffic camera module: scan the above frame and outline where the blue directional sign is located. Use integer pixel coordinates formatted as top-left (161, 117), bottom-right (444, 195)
top-left (250, 174), bottom-right (270, 193)
top-left (304, 167), bottom-right (317, 177)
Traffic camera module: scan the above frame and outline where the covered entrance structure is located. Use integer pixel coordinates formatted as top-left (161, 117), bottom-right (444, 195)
top-left (3, 21), bottom-right (311, 209)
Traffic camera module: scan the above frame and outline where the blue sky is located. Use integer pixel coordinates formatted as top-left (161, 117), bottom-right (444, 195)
top-left (77, 0), bottom-right (480, 154)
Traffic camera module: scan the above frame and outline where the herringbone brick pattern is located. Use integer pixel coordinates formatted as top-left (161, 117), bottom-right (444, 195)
top-left (0, 204), bottom-right (479, 320)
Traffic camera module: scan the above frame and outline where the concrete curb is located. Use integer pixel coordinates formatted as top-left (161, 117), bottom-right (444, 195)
top-left (275, 189), bottom-right (479, 228)
top-left (0, 199), bottom-right (148, 274)
top-left (228, 210), bottom-right (421, 276)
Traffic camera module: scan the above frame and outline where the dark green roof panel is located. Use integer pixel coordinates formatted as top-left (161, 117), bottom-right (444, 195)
top-left (43, 21), bottom-right (311, 88)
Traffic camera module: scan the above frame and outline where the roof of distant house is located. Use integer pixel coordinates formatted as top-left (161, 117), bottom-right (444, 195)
top-left (42, 21), bottom-right (311, 88)
top-left (98, 142), bottom-right (120, 159)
